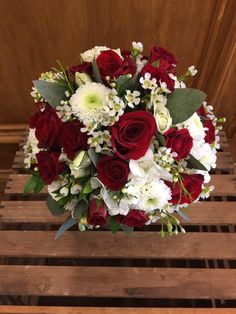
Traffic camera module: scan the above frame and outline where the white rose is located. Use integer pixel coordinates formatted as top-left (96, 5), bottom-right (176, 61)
top-left (154, 103), bottom-right (172, 134)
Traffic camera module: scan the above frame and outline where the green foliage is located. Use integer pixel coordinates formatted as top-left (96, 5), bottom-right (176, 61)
top-left (55, 217), bottom-right (76, 240)
top-left (88, 148), bottom-right (99, 166)
top-left (156, 133), bottom-right (166, 146)
top-left (166, 88), bottom-right (206, 124)
top-left (72, 200), bottom-right (88, 220)
top-left (46, 195), bottom-right (66, 216)
top-left (187, 155), bottom-right (207, 171)
top-left (120, 224), bottom-right (134, 234)
top-left (33, 80), bottom-right (68, 108)
top-left (108, 216), bottom-right (120, 233)
top-left (92, 58), bottom-right (103, 84)
top-left (24, 175), bottom-right (45, 194)
top-left (82, 181), bottom-right (93, 194)
top-left (116, 74), bottom-right (137, 96)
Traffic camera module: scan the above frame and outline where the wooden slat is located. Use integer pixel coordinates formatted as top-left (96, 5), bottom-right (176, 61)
top-left (0, 306), bottom-right (235, 314)
top-left (4, 174), bottom-right (236, 196)
top-left (0, 231), bottom-right (235, 259)
top-left (1, 201), bottom-right (236, 225)
top-left (0, 266), bottom-right (235, 299)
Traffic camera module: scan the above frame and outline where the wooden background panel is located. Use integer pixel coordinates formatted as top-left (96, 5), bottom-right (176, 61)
top-left (0, 0), bottom-right (235, 137)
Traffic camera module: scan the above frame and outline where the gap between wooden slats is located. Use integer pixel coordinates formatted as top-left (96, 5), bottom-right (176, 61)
top-left (0, 231), bottom-right (235, 260)
top-left (0, 266), bottom-right (236, 299)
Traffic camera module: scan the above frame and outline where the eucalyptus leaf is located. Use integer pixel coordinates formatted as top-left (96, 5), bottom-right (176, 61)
top-left (120, 224), bottom-right (134, 234)
top-left (187, 154), bottom-right (207, 171)
top-left (55, 217), bottom-right (76, 239)
top-left (116, 74), bottom-right (136, 96)
top-left (92, 58), bottom-right (103, 84)
top-left (72, 200), bottom-right (88, 219)
top-left (166, 88), bottom-right (206, 124)
top-left (33, 80), bottom-right (68, 108)
top-left (88, 148), bottom-right (99, 166)
top-left (156, 132), bottom-right (165, 146)
top-left (46, 195), bottom-right (66, 216)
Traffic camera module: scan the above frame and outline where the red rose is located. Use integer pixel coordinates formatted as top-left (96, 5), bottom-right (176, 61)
top-left (87, 199), bottom-right (108, 226)
top-left (96, 50), bottom-right (136, 79)
top-left (197, 104), bottom-right (207, 117)
top-left (36, 151), bottom-right (65, 184)
top-left (141, 64), bottom-right (175, 91)
top-left (96, 50), bottom-right (123, 78)
top-left (111, 111), bottom-right (157, 160)
top-left (150, 46), bottom-right (178, 70)
top-left (164, 128), bottom-right (193, 160)
top-left (69, 62), bottom-right (92, 75)
top-left (119, 209), bottom-right (148, 227)
top-left (203, 119), bottom-right (215, 144)
top-left (29, 104), bottom-right (62, 150)
top-left (97, 155), bottom-right (129, 191)
top-left (60, 120), bottom-right (89, 160)
top-left (165, 174), bottom-right (204, 204)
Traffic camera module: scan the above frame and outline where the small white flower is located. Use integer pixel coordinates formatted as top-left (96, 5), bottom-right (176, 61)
top-left (169, 73), bottom-right (186, 89)
top-left (140, 73), bottom-right (157, 90)
top-left (132, 41), bottom-right (143, 53)
top-left (75, 72), bottom-right (92, 87)
top-left (125, 90), bottom-right (140, 108)
top-left (60, 186), bottom-right (69, 197)
top-left (188, 65), bottom-right (198, 76)
top-left (71, 184), bottom-right (82, 195)
top-left (151, 90), bottom-right (167, 107)
top-left (136, 58), bottom-right (148, 72)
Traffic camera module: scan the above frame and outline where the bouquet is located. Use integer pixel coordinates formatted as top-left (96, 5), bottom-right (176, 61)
top-left (24, 42), bottom-right (223, 239)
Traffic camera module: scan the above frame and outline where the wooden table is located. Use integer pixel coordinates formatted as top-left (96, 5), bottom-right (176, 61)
top-left (0, 132), bottom-right (235, 313)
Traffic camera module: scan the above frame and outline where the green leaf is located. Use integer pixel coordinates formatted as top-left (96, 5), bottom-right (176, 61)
top-left (33, 80), bottom-right (68, 108)
top-left (108, 216), bottom-right (120, 233)
top-left (24, 176), bottom-right (38, 194)
top-left (55, 217), bottom-right (76, 240)
top-left (92, 58), bottom-right (103, 84)
top-left (82, 181), bottom-right (93, 194)
top-left (46, 195), bottom-right (66, 216)
top-left (166, 88), bottom-right (206, 124)
top-left (152, 60), bottom-right (159, 68)
top-left (120, 224), bottom-right (134, 234)
top-left (88, 148), bottom-right (99, 166)
top-left (33, 177), bottom-right (45, 193)
top-left (187, 155), bottom-right (208, 171)
top-left (156, 132), bottom-right (165, 146)
top-left (116, 74), bottom-right (136, 96)
top-left (72, 200), bottom-right (88, 219)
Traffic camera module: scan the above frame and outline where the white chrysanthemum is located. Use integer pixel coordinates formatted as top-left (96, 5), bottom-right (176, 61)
top-left (125, 175), bottom-right (172, 212)
top-left (70, 82), bottom-right (110, 127)
top-left (81, 46), bottom-right (122, 62)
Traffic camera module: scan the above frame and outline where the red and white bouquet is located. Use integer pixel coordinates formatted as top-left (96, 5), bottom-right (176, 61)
top-left (24, 42), bottom-right (222, 238)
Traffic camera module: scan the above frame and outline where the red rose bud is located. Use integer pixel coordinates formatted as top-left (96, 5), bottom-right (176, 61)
top-left (97, 155), bottom-right (129, 191)
top-left (203, 119), bottom-right (215, 144)
top-left (165, 174), bottom-right (204, 204)
top-left (87, 199), bottom-right (108, 226)
top-left (36, 151), bottom-right (65, 185)
top-left (164, 128), bottom-right (193, 160)
top-left (197, 104), bottom-right (207, 117)
top-left (69, 62), bottom-right (92, 75)
top-left (96, 50), bottom-right (123, 78)
top-left (122, 209), bottom-right (148, 227)
top-left (59, 120), bottom-right (89, 160)
top-left (111, 110), bottom-right (157, 160)
top-left (149, 46), bottom-right (178, 70)
top-left (29, 104), bottom-right (62, 150)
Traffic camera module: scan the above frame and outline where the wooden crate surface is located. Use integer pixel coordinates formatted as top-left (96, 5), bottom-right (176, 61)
top-left (0, 131), bottom-right (235, 310)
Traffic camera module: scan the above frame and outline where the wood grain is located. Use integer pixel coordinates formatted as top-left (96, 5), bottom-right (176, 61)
top-left (0, 306), bottom-right (235, 314)
top-left (1, 201), bottom-right (236, 225)
top-left (0, 0), bottom-right (235, 138)
top-left (0, 231), bottom-right (235, 259)
top-left (0, 266), bottom-right (236, 299)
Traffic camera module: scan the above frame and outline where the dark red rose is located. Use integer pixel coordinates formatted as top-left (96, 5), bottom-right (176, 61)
top-left (59, 120), bottom-right (89, 160)
top-left (96, 50), bottom-right (123, 78)
top-left (197, 104), bottom-right (207, 117)
top-left (97, 155), bottom-right (129, 191)
top-left (29, 104), bottom-right (62, 150)
top-left (165, 174), bottom-right (204, 204)
top-left (115, 56), bottom-right (137, 77)
top-left (150, 46), bottom-right (178, 70)
top-left (111, 111), bottom-right (157, 160)
top-left (87, 199), bottom-right (108, 226)
top-left (36, 151), bottom-right (65, 184)
top-left (119, 209), bottom-right (148, 227)
top-left (141, 63), bottom-right (175, 91)
top-left (203, 119), bottom-right (215, 144)
top-left (69, 62), bottom-right (92, 75)
top-left (164, 128), bottom-right (193, 160)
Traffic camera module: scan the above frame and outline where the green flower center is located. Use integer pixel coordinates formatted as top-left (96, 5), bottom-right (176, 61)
top-left (85, 93), bottom-right (103, 109)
